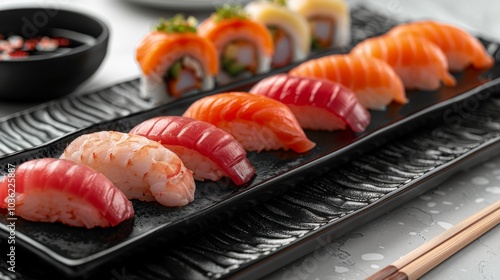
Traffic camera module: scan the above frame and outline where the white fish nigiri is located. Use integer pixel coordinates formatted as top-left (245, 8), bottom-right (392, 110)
top-left (245, 0), bottom-right (311, 68)
top-left (287, 0), bottom-right (351, 50)
top-left (60, 131), bottom-right (195, 207)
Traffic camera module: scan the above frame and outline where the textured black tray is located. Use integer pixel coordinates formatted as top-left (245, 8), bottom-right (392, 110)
top-left (1, 5), bottom-right (500, 280)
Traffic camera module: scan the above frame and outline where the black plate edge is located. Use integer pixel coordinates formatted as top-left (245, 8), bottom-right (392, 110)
top-left (226, 134), bottom-right (500, 280)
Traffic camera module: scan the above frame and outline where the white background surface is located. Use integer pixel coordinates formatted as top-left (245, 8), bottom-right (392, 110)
top-left (0, 0), bottom-right (499, 279)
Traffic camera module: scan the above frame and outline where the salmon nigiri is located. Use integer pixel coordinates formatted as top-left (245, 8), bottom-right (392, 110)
top-left (0, 158), bottom-right (134, 228)
top-left (136, 15), bottom-right (219, 103)
top-left (387, 20), bottom-right (494, 72)
top-left (350, 35), bottom-right (456, 91)
top-left (198, 5), bottom-right (274, 85)
top-left (60, 131), bottom-right (196, 207)
top-left (289, 54), bottom-right (407, 110)
top-left (183, 92), bottom-right (315, 153)
top-left (249, 74), bottom-right (370, 132)
top-left (130, 116), bottom-right (255, 185)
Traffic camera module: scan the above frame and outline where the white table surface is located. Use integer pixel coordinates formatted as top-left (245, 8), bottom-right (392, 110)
top-left (0, 0), bottom-right (499, 279)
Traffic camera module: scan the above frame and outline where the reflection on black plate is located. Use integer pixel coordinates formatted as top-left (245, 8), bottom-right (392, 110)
top-left (1, 5), bottom-right (500, 279)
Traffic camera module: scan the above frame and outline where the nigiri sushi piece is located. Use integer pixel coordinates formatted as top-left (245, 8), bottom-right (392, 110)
top-left (387, 20), bottom-right (494, 72)
top-left (136, 15), bottom-right (219, 103)
top-left (287, 0), bottom-right (350, 50)
top-left (245, 0), bottom-right (311, 68)
top-left (60, 131), bottom-right (195, 207)
top-left (289, 54), bottom-right (407, 110)
top-left (182, 92), bottom-right (315, 153)
top-left (197, 5), bottom-right (274, 85)
top-left (0, 158), bottom-right (134, 228)
top-left (249, 74), bottom-right (370, 132)
top-left (129, 116), bottom-right (255, 185)
top-left (350, 35), bottom-right (456, 91)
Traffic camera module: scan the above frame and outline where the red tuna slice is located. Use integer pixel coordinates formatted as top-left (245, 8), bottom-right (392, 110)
top-left (130, 116), bottom-right (255, 186)
top-left (249, 74), bottom-right (371, 132)
top-left (0, 158), bottom-right (134, 228)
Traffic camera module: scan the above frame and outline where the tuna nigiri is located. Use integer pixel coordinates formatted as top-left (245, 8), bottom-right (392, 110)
top-left (182, 92), bottom-right (315, 153)
top-left (136, 15), bottom-right (219, 103)
top-left (0, 158), bottom-right (134, 228)
top-left (287, 0), bottom-right (351, 50)
top-left (245, 0), bottom-right (311, 68)
top-left (60, 131), bottom-right (195, 207)
top-left (289, 54), bottom-right (407, 110)
top-left (198, 5), bottom-right (274, 84)
top-left (130, 116), bottom-right (255, 185)
top-left (387, 20), bottom-right (494, 72)
top-left (350, 35), bottom-right (456, 91)
top-left (249, 74), bottom-right (370, 132)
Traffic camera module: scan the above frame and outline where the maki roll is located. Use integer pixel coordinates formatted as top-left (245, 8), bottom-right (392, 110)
top-left (287, 0), bottom-right (351, 50)
top-left (245, 0), bottom-right (311, 68)
top-left (136, 15), bottom-right (219, 104)
top-left (198, 5), bottom-right (274, 84)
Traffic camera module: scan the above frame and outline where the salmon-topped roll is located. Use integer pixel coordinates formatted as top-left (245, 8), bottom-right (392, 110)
top-left (351, 35), bottom-right (456, 91)
top-left (136, 15), bottom-right (218, 104)
top-left (287, 0), bottom-right (351, 50)
top-left (387, 20), bottom-right (494, 72)
top-left (245, 0), bottom-right (311, 68)
top-left (198, 5), bottom-right (274, 85)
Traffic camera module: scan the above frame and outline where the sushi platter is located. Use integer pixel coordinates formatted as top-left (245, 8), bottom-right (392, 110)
top-left (1, 3), bottom-right (500, 279)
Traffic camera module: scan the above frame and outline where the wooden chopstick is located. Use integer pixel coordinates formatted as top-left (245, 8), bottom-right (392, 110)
top-left (366, 199), bottom-right (500, 280)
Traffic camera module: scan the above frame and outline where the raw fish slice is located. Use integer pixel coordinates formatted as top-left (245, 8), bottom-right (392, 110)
top-left (60, 131), bottom-right (195, 207)
top-left (130, 116), bottom-right (255, 185)
top-left (0, 158), bottom-right (134, 228)
top-left (183, 92), bottom-right (316, 153)
top-left (289, 54), bottom-right (407, 110)
top-left (350, 35), bottom-right (456, 91)
top-left (387, 20), bottom-right (494, 71)
top-left (249, 74), bottom-right (370, 132)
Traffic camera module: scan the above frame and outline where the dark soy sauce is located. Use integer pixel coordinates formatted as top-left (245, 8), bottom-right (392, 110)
top-left (0, 28), bottom-right (96, 60)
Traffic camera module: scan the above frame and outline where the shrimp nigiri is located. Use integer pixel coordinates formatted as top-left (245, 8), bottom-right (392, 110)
top-left (387, 20), bottom-right (494, 72)
top-left (130, 116), bottom-right (255, 185)
top-left (289, 54), bottom-right (407, 110)
top-left (249, 74), bottom-right (370, 132)
top-left (60, 131), bottom-right (195, 207)
top-left (183, 92), bottom-right (315, 153)
top-left (350, 35), bottom-right (456, 91)
top-left (0, 158), bottom-right (134, 228)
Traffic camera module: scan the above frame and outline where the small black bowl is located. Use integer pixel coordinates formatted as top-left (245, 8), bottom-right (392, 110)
top-left (0, 7), bottom-right (109, 102)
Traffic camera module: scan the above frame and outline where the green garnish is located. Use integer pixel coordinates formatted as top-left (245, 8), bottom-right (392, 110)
top-left (213, 4), bottom-right (249, 22)
top-left (154, 14), bottom-right (198, 34)
top-left (267, 0), bottom-right (286, 6)
top-left (168, 61), bottom-right (182, 78)
top-left (311, 37), bottom-right (324, 50)
top-left (222, 57), bottom-right (247, 77)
